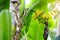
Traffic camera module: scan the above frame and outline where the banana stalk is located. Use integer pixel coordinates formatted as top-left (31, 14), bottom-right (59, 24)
top-left (43, 22), bottom-right (48, 40)
top-left (10, 0), bottom-right (23, 40)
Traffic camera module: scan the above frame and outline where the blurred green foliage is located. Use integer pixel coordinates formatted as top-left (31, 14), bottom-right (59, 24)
top-left (0, 10), bottom-right (12, 40)
top-left (21, 0), bottom-right (55, 40)
top-left (0, 0), bottom-right (9, 11)
top-left (0, 0), bottom-right (56, 40)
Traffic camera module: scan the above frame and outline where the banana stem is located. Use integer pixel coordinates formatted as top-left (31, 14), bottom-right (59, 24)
top-left (10, 0), bottom-right (22, 40)
top-left (43, 22), bottom-right (48, 40)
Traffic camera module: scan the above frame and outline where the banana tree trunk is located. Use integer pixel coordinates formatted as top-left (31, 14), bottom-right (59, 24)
top-left (10, 0), bottom-right (22, 40)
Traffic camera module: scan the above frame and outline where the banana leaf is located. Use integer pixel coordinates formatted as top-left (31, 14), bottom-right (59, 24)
top-left (0, 10), bottom-right (12, 40)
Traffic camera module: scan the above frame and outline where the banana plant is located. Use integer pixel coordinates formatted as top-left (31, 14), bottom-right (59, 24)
top-left (0, 0), bottom-right (56, 40)
top-left (21, 0), bottom-right (55, 40)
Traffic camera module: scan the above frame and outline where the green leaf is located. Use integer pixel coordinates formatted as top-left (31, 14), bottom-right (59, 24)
top-left (26, 14), bottom-right (45, 40)
top-left (5, 0), bottom-right (10, 9)
top-left (0, 0), bottom-right (10, 11)
top-left (48, 19), bottom-right (55, 30)
top-left (20, 0), bottom-right (25, 14)
top-left (0, 0), bottom-right (5, 4)
top-left (33, 0), bottom-right (54, 13)
top-left (22, 11), bottom-right (33, 33)
top-left (0, 10), bottom-right (12, 40)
